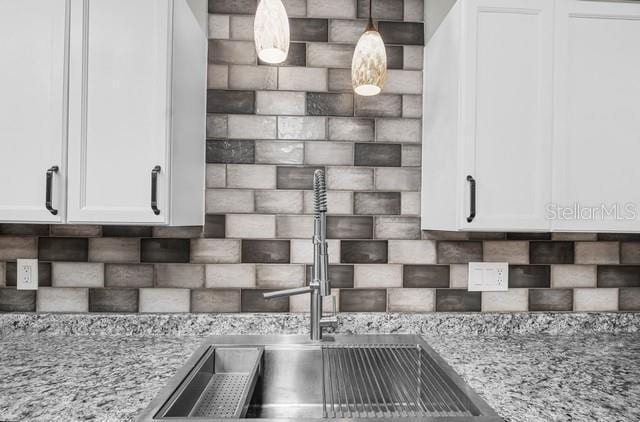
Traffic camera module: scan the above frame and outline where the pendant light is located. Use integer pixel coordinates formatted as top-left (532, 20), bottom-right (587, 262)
top-left (351, 0), bottom-right (387, 96)
top-left (254, 0), bottom-right (290, 64)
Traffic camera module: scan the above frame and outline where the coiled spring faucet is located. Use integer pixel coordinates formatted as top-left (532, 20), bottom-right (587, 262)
top-left (263, 169), bottom-right (337, 341)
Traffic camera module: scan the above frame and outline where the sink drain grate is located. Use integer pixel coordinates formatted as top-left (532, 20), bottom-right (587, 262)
top-left (321, 344), bottom-right (477, 419)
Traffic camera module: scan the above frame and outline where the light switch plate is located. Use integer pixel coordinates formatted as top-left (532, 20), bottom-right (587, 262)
top-left (16, 259), bottom-right (38, 290)
top-left (468, 262), bottom-right (508, 291)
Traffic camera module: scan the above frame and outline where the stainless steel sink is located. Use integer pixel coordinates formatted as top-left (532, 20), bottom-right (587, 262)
top-left (138, 335), bottom-right (502, 421)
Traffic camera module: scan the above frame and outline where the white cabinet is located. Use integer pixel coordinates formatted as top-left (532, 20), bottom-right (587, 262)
top-left (0, 0), bottom-right (207, 226)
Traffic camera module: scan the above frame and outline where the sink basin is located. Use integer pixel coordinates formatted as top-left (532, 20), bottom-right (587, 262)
top-left (138, 335), bottom-right (502, 421)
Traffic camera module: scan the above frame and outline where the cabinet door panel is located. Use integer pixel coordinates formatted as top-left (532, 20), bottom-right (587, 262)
top-left (0, 0), bottom-right (67, 222)
top-left (67, 0), bottom-right (170, 224)
top-left (462, 0), bottom-right (553, 231)
top-left (553, 0), bottom-right (640, 232)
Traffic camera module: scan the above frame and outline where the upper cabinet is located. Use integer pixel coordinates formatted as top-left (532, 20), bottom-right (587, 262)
top-left (0, 0), bottom-right (207, 226)
top-left (422, 0), bottom-right (640, 233)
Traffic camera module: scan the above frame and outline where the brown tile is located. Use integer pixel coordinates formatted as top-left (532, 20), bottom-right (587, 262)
top-left (598, 266), bottom-right (640, 288)
top-left (339, 289), bottom-right (387, 312)
top-left (102, 225), bottom-right (153, 237)
top-left (89, 288), bottom-right (138, 313)
top-left (140, 239), bottom-right (190, 263)
top-left (619, 288), bottom-right (640, 311)
top-left (155, 264), bottom-right (205, 288)
top-left (152, 226), bottom-right (203, 238)
top-left (192, 289), bottom-right (241, 312)
top-left (437, 241), bottom-right (482, 264)
top-left (327, 216), bottom-right (373, 239)
top-left (528, 289), bottom-right (573, 311)
top-left (340, 240), bottom-right (388, 263)
top-left (506, 232), bottom-right (551, 240)
top-left (204, 215), bottom-right (226, 238)
top-left (241, 240), bottom-right (290, 263)
top-left (88, 238), bottom-right (140, 263)
top-left (378, 21), bottom-right (424, 45)
top-left (38, 238), bottom-right (88, 262)
top-left (105, 264), bottom-right (154, 288)
top-left (403, 265), bottom-right (449, 288)
top-left (621, 242), bottom-right (640, 264)
top-left (354, 192), bottom-right (401, 215)
top-left (305, 264), bottom-right (354, 288)
top-left (276, 166), bottom-right (324, 189)
top-left (0, 288), bottom-right (36, 312)
top-left (6, 262), bottom-right (51, 287)
top-left (529, 241), bottom-right (574, 264)
top-left (0, 236), bottom-right (37, 260)
top-left (483, 241), bottom-right (528, 264)
top-left (49, 225), bottom-right (102, 237)
top-left (509, 265), bottom-right (550, 288)
top-left (435, 289), bottom-right (481, 312)
top-left (574, 242), bottom-right (619, 264)
top-left (0, 224), bottom-right (49, 236)
top-left (241, 289), bottom-right (289, 312)
top-left (598, 233), bottom-right (640, 241)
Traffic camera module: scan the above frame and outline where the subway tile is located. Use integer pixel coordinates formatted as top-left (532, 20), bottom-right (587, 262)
top-left (227, 164), bottom-right (276, 189)
top-left (354, 264), bottom-right (402, 288)
top-left (242, 240), bottom-right (290, 263)
top-left (0, 288), bottom-right (36, 312)
top-left (483, 241), bottom-right (528, 264)
top-left (152, 226), bottom-right (203, 239)
top-left (290, 239), bottom-right (340, 264)
top-left (378, 21), bottom-right (424, 45)
top-left (0, 224), bottom-right (49, 236)
top-left (52, 263), bottom-right (104, 288)
top-left (468, 233), bottom-right (508, 240)
top-left (340, 240), bottom-right (388, 263)
top-left (282, 0), bottom-right (306, 17)
top-left (354, 192), bottom-right (401, 215)
top-left (402, 94), bottom-right (422, 118)
top-left (508, 265), bottom-right (550, 288)
top-left (207, 89), bottom-right (255, 114)
top-left (191, 289), bottom-right (241, 312)
top-left (551, 232), bottom-right (598, 241)
top-left (102, 226), bottom-right (152, 237)
top-left (206, 189), bottom-right (255, 213)
top-left (388, 288), bottom-right (435, 312)
top-left (305, 142), bottom-right (354, 166)
top-left (255, 141), bottom-right (304, 164)
top-left (89, 289), bottom-right (138, 313)
top-left (277, 166), bottom-right (324, 189)
top-left (529, 289), bottom-right (573, 312)
top-left (0, 262), bottom-right (5, 287)
top-left (204, 215), bottom-right (226, 239)
top-left (139, 288), bottom-right (190, 313)
top-left (0, 236), bottom-right (37, 260)
top-left (388, 240), bottom-right (437, 264)
top-left (256, 264), bottom-right (305, 289)
top-left (303, 191), bottom-right (354, 215)
top-left (290, 18), bottom-right (328, 41)
top-left (575, 242), bottom-right (619, 264)
top-left (276, 215), bottom-right (314, 238)
top-left (354, 143), bottom-right (401, 167)
top-left (383, 70), bottom-right (422, 94)
top-left (209, 0), bottom-right (256, 14)
top-left (328, 19), bottom-right (367, 43)
top-left (598, 233), bottom-right (640, 241)
top-left (482, 289), bottom-right (528, 312)
top-left (88, 238), bottom-right (139, 263)
top-left (620, 288), bottom-right (640, 311)
top-left (598, 266), bottom-right (640, 288)
top-left (327, 216), bottom-right (373, 239)
top-left (155, 264), bottom-right (205, 289)
top-left (404, 0), bottom-right (424, 21)
top-left (278, 116), bottom-right (326, 140)
top-left (375, 216), bottom-right (421, 239)
top-left (260, 42), bottom-right (307, 66)
top-left (358, 0), bottom-right (404, 20)
top-left (386, 46), bottom-right (404, 69)
top-left (328, 118), bottom-right (374, 141)
top-left (307, 43), bottom-right (354, 68)
top-left (403, 46), bottom-right (423, 70)
top-left (530, 241), bottom-right (575, 264)
top-left (228, 15), bottom-right (253, 40)
top-left (327, 167), bottom-right (374, 190)
top-left (374, 168), bottom-right (420, 191)
top-left (37, 287), bottom-right (89, 313)
top-left (290, 290), bottom-right (339, 313)
top-left (228, 115), bottom-right (277, 139)
top-left (278, 67), bottom-right (328, 92)
top-left (208, 15), bottom-right (230, 39)
top-left (228, 65), bottom-right (278, 90)
top-left (255, 190), bottom-right (304, 214)
top-left (328, 69), bottom-right (352, 92)
top-left (436, 290), bottom-right (481, 312)
top-left (305, 264), bottom-right (354, 288)
top-left (308, 0), bottom-right (357, 18)
top-left (574, 288), bottom-right (618, 312)
top-left (401, 144), bottom-right (421, 167)
top-left (507, 232), bottom-right (551, 241)
top-left (376, 118), bottom-right (421, 143)
top-left (105, 264), bottom-right (154, 288)
top-left (621, 242), bottom-right (640, 264)
top-left (355, 94), bottom-right (402, 117)
top-left (551, 264), bottom-right (597, 288)
top-left (49, 225), bottom-right (102, 237)
top-left (241, 289), bottom-right (289, 312)
top-left (206, 164), bottom-right (226, 189)
top-left (140, 239), bottom-right (190, 263)
top-left (209, 40), bottom-right (256, 64)
top-left (424, 231), bottom-right (474, 241)
top-left (306, 93), bottom-right (354, 117)
top-left (255, 91), bottom-right (306, 115)
top-left (449, 264), bottom-right (468, 289)
top-left (226, 214), bottom-right (276, 238)
top-left (403, 265), bottom-right (449, 288)
top-left (205, 264), bottom-right (256, 288)
top-left (401, 191), bottom-right (420, 215)
top-left (207, 64), bottom-right (229, 89)
top-left (39, 238), bottom-right (88, 262)
top-left (437, 241), bottom-right (483, 264)
top-left (340, 289), bottom-right (386, 312)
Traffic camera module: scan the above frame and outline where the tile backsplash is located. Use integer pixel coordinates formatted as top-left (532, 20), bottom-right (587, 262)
top-left (0, 0), bottom-right (639, 313)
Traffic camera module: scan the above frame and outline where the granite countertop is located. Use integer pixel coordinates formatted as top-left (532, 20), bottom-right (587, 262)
top-left (1, 313), bottom-right (639, 422)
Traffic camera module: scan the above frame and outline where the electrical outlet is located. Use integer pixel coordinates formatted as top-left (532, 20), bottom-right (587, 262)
top-left (468, 262), bottom-right (508, 291)
top-left (16, 259), bottom-right (38, 290)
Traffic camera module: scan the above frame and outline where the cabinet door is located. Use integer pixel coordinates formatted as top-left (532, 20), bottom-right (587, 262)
top-left (461, 0), bottom-right (554, 231)
top-left (553, 0), bottom-right (640, 232)
top-left (0, 0), bottom-right (68, 223)
top-left (67, 0), bottom-right (171, 224)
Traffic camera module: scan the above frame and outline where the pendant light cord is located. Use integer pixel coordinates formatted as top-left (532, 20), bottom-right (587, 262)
top-left (366, 0), bottom-right (376, 31)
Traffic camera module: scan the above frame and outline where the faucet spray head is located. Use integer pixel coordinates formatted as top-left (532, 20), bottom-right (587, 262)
top-left (313, 169), bottom-right (327, 215)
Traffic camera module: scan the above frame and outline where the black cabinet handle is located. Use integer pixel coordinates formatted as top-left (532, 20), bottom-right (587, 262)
top-left (466, 175), bottom-right (476, 223)
top-left (46, 166), bottom-right (59, 215)
top-left (151, 165), bottom-right (161, 215)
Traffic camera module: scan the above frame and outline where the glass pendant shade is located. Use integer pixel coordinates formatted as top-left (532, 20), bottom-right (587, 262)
top-left (254, 0), bottom-right (290, 64)
top-left (351, 27), bottom-right (387, 96)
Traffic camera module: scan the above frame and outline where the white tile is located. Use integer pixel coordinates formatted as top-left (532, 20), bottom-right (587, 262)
top-left (449, 264), bottom-right (468, 289)
top-left (308, 0), bottom-right (356, 18)
top-left (401, 144), bottom-right (421, 167)
top-left (402, 95), bottom-right (422, 118)
top-left (278, 116), bottom-right (326, 140)
top-left (191, 239), bottom-right (242, 264)
top-left (375, 168), bottom-right (420, 191)
top-left (52, 263), bottom-right (104, 288)
top-left (37, 287), bottom-right (89, 312)
top-left (401, 192), bottom-right (420, 215)
top-left (404, 0), bottom-right (424, 21)
top-left (207, 64), bottom-right (228, 89)
top-left (206, 164), bottom-right (226, 188)
top-left (354, 264), bottom-right (402, 288)
top-left (307, 43), bottom-right (354, 68)
top-left (228, 115), bottom-right (277, 139)
top-left (206, 114), bottom-right (228, 138)
top-left (575, 242), bottom-right (620, 264)
top-left (139, 288), bottom-right (190, 313)
top-left (383, 70), bottom-right (422, 94)
top-left (205, 264), bottom-right (256, 288)
top-left (303, 191), bottom-right (353, 215)
top-left (255, 190), bottom-right (304, 214)
top-left (228, 65), bottom-right (277, 90)
top-left (226, 214), bottom-right (276, 238)
top-left (208, 15), bottom-right (230, 39)
top-left (256, 264), bottom-right (306, 289)
top-left (276, 215), bottom-right (314, 238)
top-left (206, 189), bottom-right (255, 213)
top-left (482, 289), bottom-right (528, 312)
top-left (290, 239), bottom-right (340, 264)
top-left (155, 264), bottom-right (205, 289)
top-left (255, 141), bottom-right (304, 164)
top-left (388, 240), bottom-right (437, 264)
top-left (227, 164), bottom-right (276, 189)
top-left (305, 142), bottom-right (353, 165)
top-left (290, 291), bottom-right (339, 313)
top-left (483, 241), bottom-right (529, 264)
top-left (375, 217), bottom-right (421, 240)
top-left (403, 46), bottom-right (423, 70)
top-left (574, 288), bottom-right (618, 312)
top-left (278, 67), bottom-right (328, 91)
top-left (327, 167), bottom-right (373, 190)
top-left (376, 118), bottom-right (421, 143)
top-left (551, 265), bottom-right (597, 288)
top-left (388, 288), bottom-right (435, 312)
top-left (256, 91), bottom-right (306, 115)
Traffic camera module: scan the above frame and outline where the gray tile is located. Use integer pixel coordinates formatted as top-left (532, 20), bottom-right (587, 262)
top-left (401, 191), bottom-right (420, 215)
top-left (305, 142), bottom-right (353, 166)
top-left (483, 241), bottom-right (528, 264)
top-left (326, 167), bottom-right (374, 191)
top-left (139, 288), bottom-right (190, 313)
top-left (228, 115), bottom-right (277, 140)
top-left (403, 265), bottom-right (449, 288)
top-left (256, 264), bottom-right (305, 289)
top-left (242, 240), bottom-right (290, 263)
top-left (282, 0), bottom-right (306, 17)
top-left (155, 264), bottom-right (205, 289)
top-left (88, 238), bottom-right (140, 263)
top-left (437, 241), bottom-right (483, 264)
top-left (436, 289), bottom-right (481, 312)
top-left (38, 238), bottom-right (88, 262)
top-left (482, 289), bottom-right (528, 312)
top-left (206, 189), bottom-right (254, 213)
top-left (207, 64), bottom-right (229, 90)
top-left (529, 289), bottom-right (573, 312)
top-left (6, 262), bottom-right (51, 287)
top-left (206, 140), bottom-right (255, 164)
top-left (89, 288), bottom-right (138, 313)
top-left (277, 166), bottom-right (324, 189)
top-left (206, 264), bottom-right (256, 288)
top-left (290, 18), bottom-right (328, 41)
top-left (598, 233), bottom-right (640, 241)
top-left (354, 264), bottom-right (402, 288)
top-left (241, 289), bottom-right (289, 312)
top-left (507, 232), bottom-right (551, 240)
top-left (308, 0), bottom-right (357, 18)
top-left (255, 91), bottom-right (306, 115)
top-left (357, 0), bottom-right (404, 20)
top-left (340, 289), bottom-right (386, 312)
top-left (401, 144), bottom-right (421, 167)
top-left (598, 266), bottom-right (640, 287)
top-left (509, 265), bottom-right (550, 288)
top-left (530, 242), bottom-right (574, 264)
top-left (191, 239), bottom-right (242, 264)
top-left (52, 262), bottom-right (104, 288)
top-left (228, 65), bottom-right (278, 90)
top-left (328, 118), bottom-right (374, 141)
top-left (209, 0), bottom-right (256, 14)
top-left (228, 15), bottom-right (251, 40)
top-left (206, 164), bottom-right (226, 189)
top-left (355, 95), bottom-right (402, 117)
top-left (49, 225), bottom-right (102, 237)
top-left (306, 93), bottom-right (354, 117)
top-left (303, 191), bottom-right (354, 215)
top-left (105, 264), bottom-right (154, 288)
top-left (207, 89), bottom-right (255, 114)
top-left (152, 226), bottom-right (203, 238)
top-left (340, 240), bottom-right (388, 263)
top-left (354, 143), bottom-right (401, 167)
top-left (327, 216), bottom-right (374, 239)
top-left (37, 287), bottom-right (89, 312)
top-left (140, 239), bottom-right (190, 263)
top-left (621, 242), bottom-right (640, 264)
top-left (374, 216), bottom-right (421, 239)
top-left (402, 94), bottom-right (422, 118)
top-left (0, 288), bottom-right (36, 312)
top-left (209, 40), bottom-right (256, 65)
top-left (226, 214), bottom-right (276, 239)
top-left (403, 46), bottom-right (423, 71)
top-left (574, 288), bottom-right (618, 312)
top-left (305, 264), bottom-right (354, 288)
top-left (388, 288), bottom-right (435, 312)
top-left (0, 224), bottom-right (48, 236)
top-left (278, 116), bottom-right (326, 140)
top-left (0, 236), bottom-right (37, 261)
top-left (307, 43), bottom-right (354, 68)
top-left (551, 264), bottom-right (597, 288)
top-left (192, 289), bottom-right (241, 312)
top-left (328, 19), bottom-right (368, 43)
top-left (376, 118), bottom-right (421, 143)
top-left (386, 46), bottom-right (404, 69)
top-left (276, 215), bottom-right (314, 238)
top-left (354, 192), bottom-right (401, 215)
top-left (255, 190), bottom-right (304, 214)
top-left (620, 288), bottom-right (640, 311)
top-left (378, 21), bottom-right (424, 45)
top-left (227, 164), bottom-right (276, 189)
top-left (388, 240), bottom-right (436, 264)
top-left (551, 233), bottom-right (598, 241)
top-left (259, 42), bottom-right (306, 66)
top-left (279, 67), bottom-right (328, 91)
top-left (575, 241), bottom-right (619, 265)
top-left (404, 0), bottom-right (424, 21)
top-left (384, 70), bottom-right (422, 94)
top-left (255, 141), bottom-right (304, 164)
top-left (102, 226), bottom-right (152, 237)
top-left (328, 69), bottom-right (352, 92)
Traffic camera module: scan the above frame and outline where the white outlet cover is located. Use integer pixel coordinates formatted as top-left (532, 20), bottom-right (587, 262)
top-left (468, 262), bottom-right (508, 292)
top-left (16, 259), bottom-right (38, 290)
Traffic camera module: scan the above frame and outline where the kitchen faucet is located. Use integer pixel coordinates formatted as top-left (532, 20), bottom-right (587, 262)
top-left (263, 169), bottom-right (337, 341)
